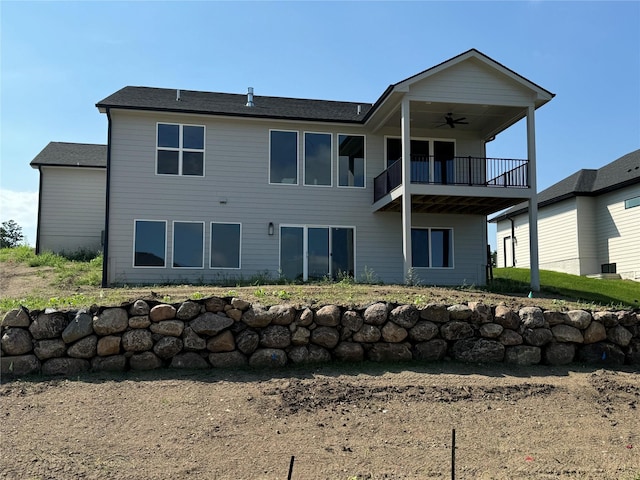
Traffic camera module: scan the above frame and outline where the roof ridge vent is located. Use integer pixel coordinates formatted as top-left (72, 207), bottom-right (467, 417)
top-left (246, 87), bottom-right (254, 107)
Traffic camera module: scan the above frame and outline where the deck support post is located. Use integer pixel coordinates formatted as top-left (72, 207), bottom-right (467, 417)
top-left (527, 104), bottom-right (540, 292)
top-left (401, 97), bottom-right (412, 279)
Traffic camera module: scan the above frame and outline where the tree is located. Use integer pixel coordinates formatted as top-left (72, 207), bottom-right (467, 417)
top-left (0, 220), bottom-right (24, 248)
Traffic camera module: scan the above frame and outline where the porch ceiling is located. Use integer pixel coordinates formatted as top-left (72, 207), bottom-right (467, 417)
top-left (380, 101), bottom-right (526, 139)
top-left (376, 194), bottom-right (526, 216)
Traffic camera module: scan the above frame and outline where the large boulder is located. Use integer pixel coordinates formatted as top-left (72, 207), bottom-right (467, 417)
top-left (61, 311), bottom-right (94, 343)
top-left (420, 303), bottom-right (449, 323)
top-left (129, 351), bottom-right (163, 370)
top-left (519, 307), bottom-right (545, 329)
top-left (42, 358), bottom-right (90, 376)
top-left (544, 343), bottom-right (576, 365)
top-left (551, 325), bottom-right (584, 343)
top-left (341, 311), bottom-right (363, 333)
top-left (494, 305), bottom-right (520, 330)
top-left (565, 310), bottom-right (592, 329)
top-left (1, 328), bottom-right (33, 355)
top-left (176, 301), bottom-right (202, 320)
top-left (190, 312), bottom-right (234, 336)
top-left (409, 321), bottom-right (439, 342)
top-left (1, 354), bottom-right (40, 376)
top-left (363, 303), bottom-right (388, 326)
top-left (154, 336), bottom-right (184, 359)
top-left (2, 308), bottom-right (31, 327)
top-left (368, 343), bottom-right (412, 362)
top-left (242, 306), bottom-right (273, 328)
top-left (150, 320), bottom-right (184, 337)
top-left (352, 324), bottom-right (381, 343)
top-left (91, 355), bottom-right (127, 372)
top-left (578, 342), bottom-right (625, 365)
top-left (121, 329), bottom-right (154, 352)
top-left (389, 305), bottom-right (419, 328)
top-left (381, 322), bottom-right (408, 343)
top-left (291, 326), bottom-right (310, 346)
top-left (310, 326), bottom-right (340, 349)
top-left (413, 339), bottom-right (448, 361)
top-left (236, 329), bottom-right (260, 355)
top-left (333, 342), bottom-right (364, 362)
top-left (209, 351), bottom-right (247, 368)
top-left (169, 352), bottom-right (209, 369)
top-left (249, 348), bottom-right (287, 367)
top-left (447, 304), bottom-right (472, 321)
top-left (583, 321), bottom-right (607, 344)
top-left (182, 327), bottom-right (207, 351)
top-left (206, 331), bottom-right (235, 352)
top-left (128, 299), bottom-right (150, 316)
top-left (269, 305), bottom-right (296, 326)
top-left (607, 326), bottom-right (633, 347)
top-left (479, 323), bottom-right (503, 339)
top-left (523, 328), bottom-right (553, 347)
top-left (504, 346), bottom-right (541, 365)
top-left (260, 325), bottom-right (291, 349)
top-left (67, 335), bottom-right (98, 359)
top-left (33, 339), bottom-right (67, 360)
top-left (93, 308), bottom-right (128, 335)
top-left (149, 304), bottom-right (177, 322)
top-left (315, 305), bottom-right (341, 326)
top-left (452, 339), bottom-right (505, 363)
top-left (440, 321), bottom-right (474, 341)
top-left (29, 312), bottom-right (69, 339)
top-left (97, 336), bottom-right (121, 356)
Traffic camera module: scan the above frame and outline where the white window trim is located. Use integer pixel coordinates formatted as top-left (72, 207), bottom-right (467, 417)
top-left (210, 222), bottom-right (242, 270)
top-left (303, 131), bottom-right (333, 187)
top-left (411, 226), bottom-right (455, 269)
top-left (337, 133), bottom-right (366, 189)
top-left (172, 221), bottom-right (205, 269)
top-left (132, 219), bottom-right (167, 268)
top-left (278, 224), bottom-right (356, 280)
top-left (156, 123), bottom-right (206, 177)
top-left (268, 129), bottom-right (299, 186)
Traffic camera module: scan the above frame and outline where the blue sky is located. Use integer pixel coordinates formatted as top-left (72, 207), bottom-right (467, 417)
top-left (1, 1), bottom-right (639, 249)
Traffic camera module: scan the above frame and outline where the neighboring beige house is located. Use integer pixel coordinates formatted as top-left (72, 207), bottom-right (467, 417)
top-left (94, 49), bottom-right (553, 288)
top-left (492, 149), bottom-right (640, 281)
top-left (30, 142), bottom-right (107, 255)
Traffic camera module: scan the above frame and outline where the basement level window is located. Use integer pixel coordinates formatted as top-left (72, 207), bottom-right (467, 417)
top-left (601, 263), bottom-right (617, 274)
top-left (624, 196), bottom-right (640, 209)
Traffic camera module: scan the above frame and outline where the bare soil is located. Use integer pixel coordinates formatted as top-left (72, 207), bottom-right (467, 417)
top-left (1, 365), bottom-right (639, 479)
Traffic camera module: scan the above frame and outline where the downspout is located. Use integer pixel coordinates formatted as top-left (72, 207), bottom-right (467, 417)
top-left (509, 217), bottom-right (516, 267)
top-left (101, 107), bottom-right (112, 288)
top-left (35, 166), bottom-right (43, 254)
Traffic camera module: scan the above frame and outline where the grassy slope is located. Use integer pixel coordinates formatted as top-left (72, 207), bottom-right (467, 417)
top-left (1, 247), bottom-right (639, 313)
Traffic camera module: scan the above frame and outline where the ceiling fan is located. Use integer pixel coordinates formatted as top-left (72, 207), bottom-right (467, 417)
top-left (437, 113), bottom-right (469, 128)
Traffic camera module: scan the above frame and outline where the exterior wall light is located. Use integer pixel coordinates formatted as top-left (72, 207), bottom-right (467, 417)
top-left (268, 222), bottom-right (275, 236)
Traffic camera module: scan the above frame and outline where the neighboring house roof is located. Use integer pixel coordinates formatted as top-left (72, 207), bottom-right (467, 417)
top-left (490, 149), bottom-right (640, 222)
top-left (96, 49), bottom-right (554, 126)
top-left (30, 142), bottom-right (107, 168)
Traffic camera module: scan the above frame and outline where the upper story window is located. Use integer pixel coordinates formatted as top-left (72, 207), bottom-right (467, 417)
top-left (304, 132), bottom-right (332, 186)
top-left (157, 123), bottom-right (205, 176)
top-left (270, 130), bottom-right (298, 184)
top-left (338, 134), bottom-right (365, 188)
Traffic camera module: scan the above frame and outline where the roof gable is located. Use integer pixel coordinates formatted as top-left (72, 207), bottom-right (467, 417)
top-left (30, 142), bottom-right (107, 168)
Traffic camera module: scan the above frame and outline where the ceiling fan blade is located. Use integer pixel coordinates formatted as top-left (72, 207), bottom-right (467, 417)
top-left (455, 120), bottom-right (469, 125)
top-left (454, 117), bottom-right (467, 122)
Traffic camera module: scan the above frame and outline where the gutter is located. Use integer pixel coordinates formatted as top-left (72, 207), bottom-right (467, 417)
top-left (101, 108), bottom-right (112, 288)
top-left (509, 217), bottom-right (516, 268)
top-left (35, 166), bottom-right (43, 254)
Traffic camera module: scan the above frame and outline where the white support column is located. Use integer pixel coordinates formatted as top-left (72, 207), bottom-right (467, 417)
top-left (401, 97), bottom-right (412, 279)
top-left (527, 104), bottom-right (540, 292)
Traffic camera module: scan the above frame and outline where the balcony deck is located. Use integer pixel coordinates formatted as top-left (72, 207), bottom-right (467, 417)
top-left (373, 156), bottom-right (531, 215)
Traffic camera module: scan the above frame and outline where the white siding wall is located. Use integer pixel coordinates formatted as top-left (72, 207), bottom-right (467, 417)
top-left (538, 198), bottom-right (580, 274)
top-left (595, 185), bottom-right (640, 280)
top-left (575, 196), bottom-right (598, 275)
top-left (496, 220), bottom-right (513, 268)
top-left (106, 110), bottom-right (489, 286)
top-left (38, 166), bottom-right (106, 254)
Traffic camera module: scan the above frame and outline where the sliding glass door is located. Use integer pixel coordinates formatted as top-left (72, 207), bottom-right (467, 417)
top-left (280, 226), bottom-right (355, 281)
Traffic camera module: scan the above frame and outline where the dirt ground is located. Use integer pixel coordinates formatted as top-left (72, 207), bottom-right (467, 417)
top-left (1, 364), bottom-right (639, 480)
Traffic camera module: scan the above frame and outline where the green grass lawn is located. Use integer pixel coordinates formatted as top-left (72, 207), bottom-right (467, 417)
top-left (491, 267), bottom-right (640, 308)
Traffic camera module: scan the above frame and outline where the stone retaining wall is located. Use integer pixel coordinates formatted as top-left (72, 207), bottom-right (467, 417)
top-left (1, 298), bottom-right (639, 377)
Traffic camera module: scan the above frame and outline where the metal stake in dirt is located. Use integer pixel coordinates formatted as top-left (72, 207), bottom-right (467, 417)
top-left (287, 455), bottom-right (295, 480)
top-left (451, 429), bottom-right (456, 480)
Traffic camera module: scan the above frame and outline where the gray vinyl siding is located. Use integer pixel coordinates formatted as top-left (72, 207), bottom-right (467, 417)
top-left (106, 110), bottom-right (489, 286)
top-left (38, 166), bottom-right (105, 254)
top-left (595, 185), bottom-right (640, 280)
top-left (407, 60), bottom-right (533, 106)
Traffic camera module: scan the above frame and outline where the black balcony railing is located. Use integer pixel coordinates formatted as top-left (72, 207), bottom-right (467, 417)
top-left (373, 156), bottom-right (529, 202)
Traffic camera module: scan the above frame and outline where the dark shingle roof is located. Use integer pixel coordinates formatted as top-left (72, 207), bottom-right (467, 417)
top-left (490, 149), bottom-right (640, 222)
top-left (96, 87), bottom-right (372, 123)
top-left (30, 142), bottom-right (107, 168)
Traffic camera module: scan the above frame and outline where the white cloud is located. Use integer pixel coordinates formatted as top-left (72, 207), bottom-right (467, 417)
top-left (0, 188), bottom-right (38, 246)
